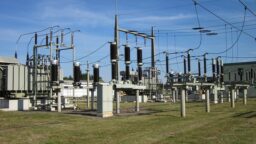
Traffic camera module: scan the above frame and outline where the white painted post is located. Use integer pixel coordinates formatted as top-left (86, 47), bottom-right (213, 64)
top-left (231, 89), bottom-right (235, 108)
top-left (206, 89), bottom-right (210, 113)
top-left (173, 89), bottom-right (176, 103)
top-left (136, 90), bottom-right (139, 112)
top-left (115, 90), bottom-right (120, 114)
top-left (185, 89), bottom-right (189, 102)
top-left (214, 87), bottom-right (218, 104)
top-left (91, 89), bottom-right (94, 110)
top-left (220, 92), bottom-right (224, 103)
top-left (57, 92), bottom-right (61, 112)
top-left (176, 89), bottom-right (179, 101)
top-left (181, 89), bottom-right (186, 117)
top-left (228, 91), bottom-right (231, 102)
top-left (237, 89), bottom-right (240, 99)
top-left (243, 88), bottom-right (247, 105)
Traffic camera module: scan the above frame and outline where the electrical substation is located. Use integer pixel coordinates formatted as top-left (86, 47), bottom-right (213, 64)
top-left (0, 0), bottom-right (256, 121)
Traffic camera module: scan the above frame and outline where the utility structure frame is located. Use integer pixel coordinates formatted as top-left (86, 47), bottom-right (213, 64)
top-left (112, 15), bottom-right (152, 114)
top-left (32, 29), bottom-right (78, 111)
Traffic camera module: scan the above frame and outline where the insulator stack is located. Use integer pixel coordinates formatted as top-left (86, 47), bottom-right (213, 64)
top-left (137, 48), bottom-right (143, 82)
top-left (73, 62), bottom-right (81, 83)
top-left (50, 31), bottom-right (53, 42)
top-left (110, 42), bottom-right (117, 62)
top-left (198, 59), bottom-right (201, 77)
top-left (137, 48), bottom-right (143, 66)
top-left (166, 55), bottom-right (169, 74)
top-left (203, 56), bottom-right (207, 75)
top-left (51, 60), bottom-right (58, 82)
top-left (220, 60), bottom-right (224, 83)
top-left (251, 68), bottom-right (253, 79)
top-left (138, 66), bottom-right (142, 81)
top-left (46, 35), bottom-right (49, 46)
top-left (93, 64), bottom-right (99, 83)
top-left (124, 45), bottom-right (130, 80)
top-left (26, 53), bottom-right (29, 66)
top-left (56, 36), bottom-right (59, 48)
top-left (212, 59), bottom-right (216, 82)
top-left (61, 32), bottom-right (64, 44)
top-left (216, 58), bottom-right (220, 77)
top-left (178, 73), bottom-right (182, 82)
top-left (187, 53), bottom-right (191, 73)
top-left (183, 57), bottom-right (187, 74)
top-left (111, 63), bottom-right (117, 80)
top-left (125, 65), bottom-right (130, 80)
top-left (125, 45), bottom-right (130, 64)
top-left (34, 33), bottom-right (38, 45)
top-left (71, 33), bottom-right (74, 46)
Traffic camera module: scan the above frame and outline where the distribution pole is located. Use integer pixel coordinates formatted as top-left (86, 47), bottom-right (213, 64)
top-left (114, 14), bottom-right (120, 114)
top-left (86, 61), bottom-right (90, 109)
top-left (151, 27), bottom-right (155, 69)
top-left (114, 14), bottom-right (119, 81)
top-left (33, 33), bottom-right (38, 108)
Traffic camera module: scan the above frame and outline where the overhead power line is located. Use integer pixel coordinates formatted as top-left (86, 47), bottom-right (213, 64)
top-left (193, 0), bottom-right (256, 40)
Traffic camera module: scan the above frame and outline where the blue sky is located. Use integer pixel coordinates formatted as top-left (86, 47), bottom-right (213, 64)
top-left (0, 0), bottom-right (255, 82)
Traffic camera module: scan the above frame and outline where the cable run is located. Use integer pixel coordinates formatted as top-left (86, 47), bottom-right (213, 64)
top-left (208, 8), bottom-right (247, 55)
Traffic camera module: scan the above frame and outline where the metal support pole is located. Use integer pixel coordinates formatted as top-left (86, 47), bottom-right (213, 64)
top-left (149, 68), bottom-right (152, 99)
top-left (49, 31), bottom-right (53, 103)
top-left (220, 92), bottom-right (224, 103)
top-left (176, 88), bottom-right (179, 101)
top-left (33, 45), bottom-right (37, 108)
top-left (236, 89), bottom-right (239, 100)
top-left (57, 92), bottom-right (61, 112)
top-left (228, 91), bottom-right (231, 102)
top-left (243, 88), bottom-right (247, 105)
top-left (115, 90), bottom-right (120, 114)
top-left (172, 89), bottom-right (176, 103)
top-left (114, 15), bottom-right (120, 81)
top-left (185, 89), bottom-right (189, 102)
top-left (86, 61), bottom-right (90, 109)
top-left (181, 89), bottom-right (186, 117)
top-left (151, 27), bottom-right (155, 69)
top-left (91, 89), bottom-right (94, 110)
top-left (231, 89), bottom-right (235, 108)
top-left (135, 90), bottom-right (139, 112)
top-left (214, 87), bottom-right (218, 104)
top-left (206, 89), bottom-right (210, 113)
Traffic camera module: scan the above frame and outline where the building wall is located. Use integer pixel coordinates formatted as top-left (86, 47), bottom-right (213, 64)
top-left (223, 61), bottom-right (256, 83)
top-left (223, 61), bottom-right (256, 97)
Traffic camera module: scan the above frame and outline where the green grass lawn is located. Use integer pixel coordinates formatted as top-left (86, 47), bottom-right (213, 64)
top-left (0, 99), bottom-right (256, 144)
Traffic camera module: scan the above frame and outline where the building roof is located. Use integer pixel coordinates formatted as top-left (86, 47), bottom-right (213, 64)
top-left (224, 61), bottom-right (256, 66)
top-left (0, 56), bottom-right (19, 64)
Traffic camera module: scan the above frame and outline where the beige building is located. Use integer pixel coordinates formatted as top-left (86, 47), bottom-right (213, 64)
top-left (223, 61), bottom-right (256, 97)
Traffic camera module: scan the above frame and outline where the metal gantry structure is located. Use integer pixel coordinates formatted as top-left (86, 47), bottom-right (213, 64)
top-left (23, 27), bottom-right (81, 111)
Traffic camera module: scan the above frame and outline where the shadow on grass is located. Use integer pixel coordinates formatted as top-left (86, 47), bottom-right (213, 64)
top-left (233, 111), bottom-right (256, 118)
